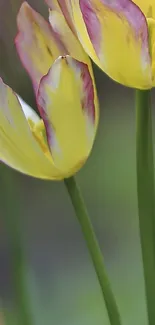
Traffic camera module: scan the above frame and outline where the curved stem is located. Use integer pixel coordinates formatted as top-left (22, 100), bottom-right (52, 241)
top-left (136, 89), bottom-right (155, 325)
top-left (64, 176), bottom-right (122, 325)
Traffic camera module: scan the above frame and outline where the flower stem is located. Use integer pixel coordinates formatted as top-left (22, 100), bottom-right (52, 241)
top-left (1, 170), bottom-right (33, 325)
top-left (136, 89), bottom-right (155, 325)
top-left (64, 176), bottom-right (122, 325)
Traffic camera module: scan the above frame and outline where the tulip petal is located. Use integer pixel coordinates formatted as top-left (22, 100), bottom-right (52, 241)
top-left (37, 56), bottom-right (96, 177)
top-left (49, 9), bottom-right (99, 129)
top-left (67, 0), bottom-right (102, 69)
top-left (133, 1), bottom-right (155, 19)
top-left (17, 95), bottom-right (40, 123)
top-left (49, 9), bottom-right (86, 63)
top-left (45, 0), bottom-right (75, 33)
top-left (0, 78), bottom-right (62, 179)
top-left (147, 18), bottom-right (155, 85)
top-left (71, 0), bottom-right (152, 88)
top-left (15, 1), bottom-right (66, 93)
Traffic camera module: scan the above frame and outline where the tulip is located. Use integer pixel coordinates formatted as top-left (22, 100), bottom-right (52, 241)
top-left (0, 4), bottom-right (123, 325)
top-left (46, 0), bottom-right (155, 89)
top-left (46, 2), bottom-right (155, 325)
top-left (0, 55), bottom-right (97, 179)
top-left (15, 2), bottom-right (97, 95)
top-left (0, 2), bottom-right (99, 180)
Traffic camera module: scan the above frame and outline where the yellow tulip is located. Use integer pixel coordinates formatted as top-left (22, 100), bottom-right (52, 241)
top-left (0, 2), bottom-right (99, 180)
top-left (46, 0), bottom-right (155, 89)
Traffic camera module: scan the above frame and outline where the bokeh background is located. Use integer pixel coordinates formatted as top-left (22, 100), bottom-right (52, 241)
top-left (0, 1), bottom-right (153, 324)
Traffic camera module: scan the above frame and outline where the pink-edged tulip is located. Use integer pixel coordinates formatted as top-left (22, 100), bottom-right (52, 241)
top-left (46, 0), bottom-right (155, 89)
top-left (0, 0), bottom-right (100, 179)
top-left (0, 55), bottom-right (97, 179)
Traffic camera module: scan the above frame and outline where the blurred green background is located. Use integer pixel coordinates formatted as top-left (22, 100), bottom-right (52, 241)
top-left (0, 1), bottom-right (153, 324)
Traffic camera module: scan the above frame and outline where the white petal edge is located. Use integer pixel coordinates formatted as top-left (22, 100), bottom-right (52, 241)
top-left (17, 95), bottom-right (40, 123)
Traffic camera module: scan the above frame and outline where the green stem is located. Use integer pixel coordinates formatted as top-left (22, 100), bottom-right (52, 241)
top-left (0, 170), bottom-right (33, 325)
top-left (136, 89), bottom-right (155, 325)
top-left (64, 176), bottom-right (121, 325)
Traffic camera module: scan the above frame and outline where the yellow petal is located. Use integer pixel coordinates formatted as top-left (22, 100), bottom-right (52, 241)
top-left (147, 18), bottom-right (155, 85)
top-left (37, 56), bottom-right (97, 177)
top-left (17, 95), bottom-right (40, 123)
top-left (70, 0), bottom-right (152, 89)
top-left (49, 9), bottom-right (87, 64)
top-left (46, 0), bottom-right (62, 12)
top-left (69, 0), bottom-right (103, 69)
top-left (15, 1), bottom-right (65, 93)
top-left (0, 78), bottom-right (62, 179)
top-left (133, 1), bottom-right (155, 19)
top-left (45, 0), bottom-right (76, 33)
top-left (49, 9), bottom-right (99, 129)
